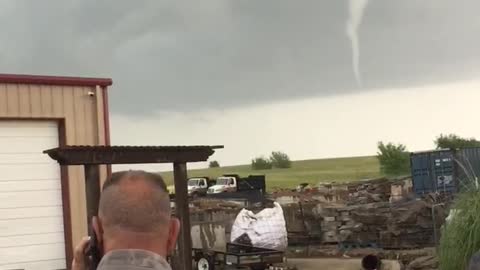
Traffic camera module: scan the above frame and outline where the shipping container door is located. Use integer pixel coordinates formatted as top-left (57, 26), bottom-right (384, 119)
top-left (411, 153), bottom-right (434, 195)
top-left (431, 151), bottom-right (455, 193)
top-left (0, 121), bottom-right (66, 270)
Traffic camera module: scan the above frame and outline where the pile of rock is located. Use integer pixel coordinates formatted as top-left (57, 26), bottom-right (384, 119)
top-left (308, 199), bottom-right (447, 248)
top-left (406, 255), bottom-right (438, 270)
top-left (347, 178), bottom-right (391, 203)
top-left (272, 177), bottom-right (413, 206)
top-left (294, 176), bottom-right (414, 205)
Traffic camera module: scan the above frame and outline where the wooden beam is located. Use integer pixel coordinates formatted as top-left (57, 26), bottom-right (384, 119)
top-left (84, 165), bottom-right (102, 270)
top-left (173, 162), bottom-right (192, 270)
top-left (44, 146), bottom-right (219, 165)
top-left (84, 165), bottom-right (101, 233)
top-left (42, 145), bottom-right (223, 270)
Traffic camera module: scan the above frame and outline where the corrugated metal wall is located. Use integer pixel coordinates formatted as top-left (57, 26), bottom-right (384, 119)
top-left (410, 150), bottom-right (456, 195)
top-left (0, 84), bottom-right (108, 254)
top-left (455, 147), bottom-right (480, 187)
top-left (410, 147), bottom-right (480, 196)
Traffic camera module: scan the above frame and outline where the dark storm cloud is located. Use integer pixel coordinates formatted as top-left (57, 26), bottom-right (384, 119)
top-left (0, 1), bottom-right (479, 115)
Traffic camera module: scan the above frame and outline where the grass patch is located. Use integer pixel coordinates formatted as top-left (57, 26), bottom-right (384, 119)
top-left (439, 189), bottom-right (480, 270)
top-left (159, 156), bottom-right (382, 191)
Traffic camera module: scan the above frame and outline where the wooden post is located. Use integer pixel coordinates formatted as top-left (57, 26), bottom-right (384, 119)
top-left (173, 162), bottom-right (192, 270)
top-left (84, 165), bottom-right (101, 234)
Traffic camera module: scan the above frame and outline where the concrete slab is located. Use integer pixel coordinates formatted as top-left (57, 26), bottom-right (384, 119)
top-left (287, 258), bottom-right (401, 270)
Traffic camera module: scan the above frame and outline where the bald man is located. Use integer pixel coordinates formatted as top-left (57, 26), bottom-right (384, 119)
top-left (72, 170), bottom-right (180, 270)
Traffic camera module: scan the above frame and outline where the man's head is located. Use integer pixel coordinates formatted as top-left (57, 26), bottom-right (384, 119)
top-left (93, 170), bottom-right (179, 257)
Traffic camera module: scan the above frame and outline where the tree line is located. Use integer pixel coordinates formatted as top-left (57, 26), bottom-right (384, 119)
top-left (209, 133), bottom-right (480, 174)
top-left (208, 151), bottom-right (292, 170)
top-left (251, 151), bottom-right (292, 170)
top-left (378, 133), bottom-right (480, 176)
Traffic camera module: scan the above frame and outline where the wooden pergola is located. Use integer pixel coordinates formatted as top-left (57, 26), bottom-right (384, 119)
top-left (44, 145), bottom-right (223, 270)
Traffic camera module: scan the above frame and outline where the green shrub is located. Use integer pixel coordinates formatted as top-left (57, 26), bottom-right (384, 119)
top-left (376, 141), bottom-right (410, 176)
top-left (435, 134), bottom-right (480, 149)
top-left (209, 160), bottom-right (220, 168)
top-left (270, 151), bottom-right (292, 169)
top-left (251, 156), bottom-right (272, 170)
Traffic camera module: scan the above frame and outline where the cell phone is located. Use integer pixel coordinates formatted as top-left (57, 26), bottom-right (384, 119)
top-left (85, 228), bottom-right (101, 270)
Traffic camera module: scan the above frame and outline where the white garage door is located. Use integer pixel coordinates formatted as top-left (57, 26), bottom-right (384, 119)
top-left (0, 121), bottom-right (66, 270)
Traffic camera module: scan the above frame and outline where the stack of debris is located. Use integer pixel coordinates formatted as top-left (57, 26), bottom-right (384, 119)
top-left (294, 176), bottom-right (413, 205)
top-left (307, 198), bottom-right (447, 248)
top-left (272, 177), bottom-right (413, 205)
top-left (190, 199), bottom-right (244, 212)
top-left (345, 177), bottom-right (412, 205)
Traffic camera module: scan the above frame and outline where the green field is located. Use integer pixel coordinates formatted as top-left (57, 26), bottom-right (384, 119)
top-left (159, 156), bottom-right (382, 191)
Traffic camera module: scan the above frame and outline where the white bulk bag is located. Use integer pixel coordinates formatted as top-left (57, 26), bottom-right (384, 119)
top-left (230, 202), bottom-right (288, 251)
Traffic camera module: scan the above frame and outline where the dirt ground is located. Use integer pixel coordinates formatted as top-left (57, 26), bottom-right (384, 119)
top-left (286, 258), bottom-right (401, 270)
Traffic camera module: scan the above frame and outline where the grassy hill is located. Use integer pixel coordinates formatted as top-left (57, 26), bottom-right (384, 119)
top-left (159, 156), bottom-right (382, 191)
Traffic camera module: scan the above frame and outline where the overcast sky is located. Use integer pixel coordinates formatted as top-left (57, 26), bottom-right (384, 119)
top-left (1, 1), bottom-right (479, 169)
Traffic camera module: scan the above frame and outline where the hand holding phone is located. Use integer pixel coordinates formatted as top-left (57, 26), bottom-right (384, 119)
top-left (72, 236), bottom-right (91, 270)
top-left (85, 230), bottom-right (101, 270)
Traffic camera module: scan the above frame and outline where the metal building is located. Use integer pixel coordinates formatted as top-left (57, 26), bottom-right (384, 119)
top-left (0, 73), bottom-right (112, 269)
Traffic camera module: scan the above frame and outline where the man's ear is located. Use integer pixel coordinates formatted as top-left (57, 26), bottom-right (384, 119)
top-left (92, 216), bottom-right (104, 248)
top-left (166, 217), bottom-right (180, 255)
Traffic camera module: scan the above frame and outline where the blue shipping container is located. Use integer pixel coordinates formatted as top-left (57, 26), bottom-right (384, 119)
top-left (410, 150), bottom-right (456, 195)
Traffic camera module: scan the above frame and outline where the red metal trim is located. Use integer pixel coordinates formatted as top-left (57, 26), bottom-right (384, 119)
top-left (101, 86), bottom-right (113, 177)
top-left (0, 73), bottom-right (112, 87)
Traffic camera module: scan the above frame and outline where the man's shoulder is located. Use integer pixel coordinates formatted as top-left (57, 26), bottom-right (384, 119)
top-left (97, 249), bottom-right (171, 270)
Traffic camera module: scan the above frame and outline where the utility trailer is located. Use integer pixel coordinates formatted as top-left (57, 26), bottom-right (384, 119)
top-left (193, 243), bottom-right (284, 270)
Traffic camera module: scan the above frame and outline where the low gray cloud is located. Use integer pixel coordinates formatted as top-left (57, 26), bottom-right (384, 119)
top-left (0, 0), bottom-right (479, 115)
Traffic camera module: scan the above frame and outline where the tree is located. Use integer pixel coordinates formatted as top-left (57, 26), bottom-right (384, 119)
top-left (209, 160), bottom-right (220, 168)
top-left (270, 151), bottom-right (292, 169)
top-left (435, 134), bottom-right (480, 149)
top-left (377, 141), bottom-right (410, 176)
top-left (251, 156), bottom-right (272, 170)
